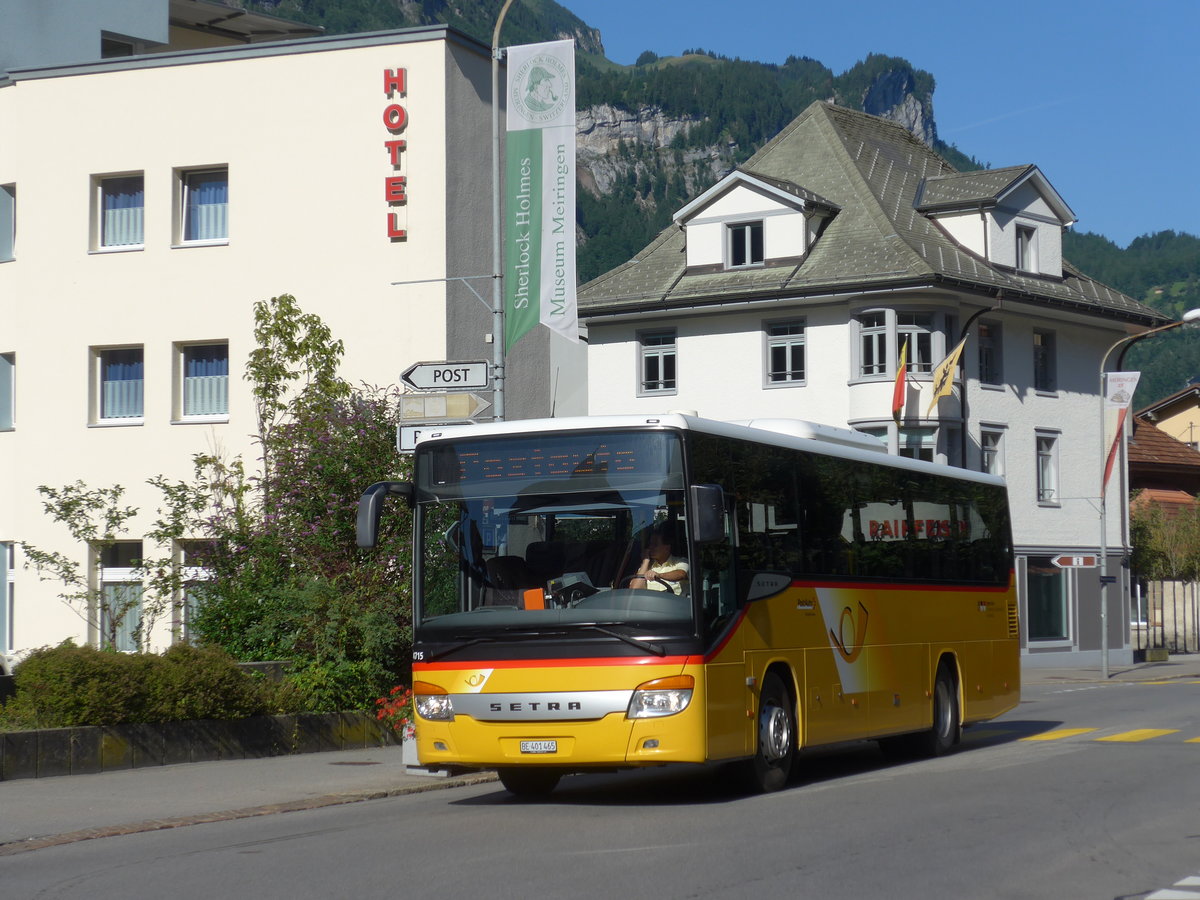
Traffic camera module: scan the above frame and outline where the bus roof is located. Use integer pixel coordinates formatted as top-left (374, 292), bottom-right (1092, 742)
top-left (410, 415), bottom-right (1008, 489)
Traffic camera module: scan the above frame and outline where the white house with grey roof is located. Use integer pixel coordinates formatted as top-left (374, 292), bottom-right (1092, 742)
top-left (579, 100), bottom-right (1167, 665)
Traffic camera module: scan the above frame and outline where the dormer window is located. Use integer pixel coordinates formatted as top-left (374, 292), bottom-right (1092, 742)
top-left (1016, 225), bottom-right (1037, 272)
top-left (728, 221), bottom-right (764, 268)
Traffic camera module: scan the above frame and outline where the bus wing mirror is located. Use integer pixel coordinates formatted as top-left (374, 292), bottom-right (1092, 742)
top-left (690, 483), bottom-right (726, 545)
top-left (356, 481), bottom-right (413, 548)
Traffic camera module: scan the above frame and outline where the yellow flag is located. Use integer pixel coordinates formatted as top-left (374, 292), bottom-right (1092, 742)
top-left (926, 336), bottom-right (968, 416)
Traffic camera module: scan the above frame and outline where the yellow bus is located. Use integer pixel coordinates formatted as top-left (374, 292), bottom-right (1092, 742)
top-left (357, 414), bottom-right (1019, 796)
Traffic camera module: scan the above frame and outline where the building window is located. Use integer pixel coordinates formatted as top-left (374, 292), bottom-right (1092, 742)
top-left (858, 312), bottom-right (887, 377)
top-left (980, 427), bottom-right (1005, 476)
top-left (899, 427), bottom-right (936, 462)
top-left (1036, 431), bottom-right (1059, 504)
top-left (0, 184), bottom-right (14, 262)
top-left (180, 343), bottom-right (229, 418)
top-left (1033, 329), bottom-right (1056, 392)
top-left (727, 221), bottom-right (764, 268)
top-left (97, 347), bottom-right (144, 421)
top-left (978, 321), bottom-right (1003, 385)
top-left (765, 321), bottom-right (805, 385)
top-left (1026, 556), bottom-right (1068, 641)
top-left (99, 542), bottom-right (143, 652)
top-left (180, 168), bottom-right (229, 243)
top-left (639, 330), bottom-right (677, 394)
top-left (1016, 225), bottom-right (1037, 272)
top-left (98, 174), bottom-right (144, 248)
top-left (178, 540), bottom-right (216, 639)
top-left (0, 353), bottom-right (12, 430)
top-left (897, 312), bottom-right (934, 374)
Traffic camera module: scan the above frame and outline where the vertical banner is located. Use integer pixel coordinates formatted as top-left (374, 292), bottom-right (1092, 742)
top-left (1102, 372), bottom-right (1140, 490)
top-left (891, 338), bottom-right (909, 424)
top-left (505, 39), bottom-right (578, 351)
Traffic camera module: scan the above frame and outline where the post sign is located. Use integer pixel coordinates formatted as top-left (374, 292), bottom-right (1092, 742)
top-left (399, 391), bottom-right (491, 423)
top-left (1051, 555), bottom-right (1098, 569)
top-left (401, 360), bottom-right (490, 391)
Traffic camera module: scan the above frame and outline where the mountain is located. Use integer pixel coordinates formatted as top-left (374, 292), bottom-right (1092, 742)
top-left (246, 0), bottom-right (1198, 406)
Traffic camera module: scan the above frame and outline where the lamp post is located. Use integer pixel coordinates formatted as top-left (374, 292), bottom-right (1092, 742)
top-left (489, 0), bottom-right (517, 422)
top-left (1097, 307), bottom-right (1200, 677)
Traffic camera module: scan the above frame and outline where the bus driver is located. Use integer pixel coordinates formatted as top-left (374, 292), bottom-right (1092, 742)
top-left (629, 525), bottom-right (689, 596)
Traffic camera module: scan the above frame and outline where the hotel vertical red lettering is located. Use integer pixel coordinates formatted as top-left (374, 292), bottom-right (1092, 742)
top-left (383, 67), bottom-right (408, 240)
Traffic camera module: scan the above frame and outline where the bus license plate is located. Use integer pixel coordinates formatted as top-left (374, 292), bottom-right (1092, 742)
top-left (520, 740), bottom-right (557, 754)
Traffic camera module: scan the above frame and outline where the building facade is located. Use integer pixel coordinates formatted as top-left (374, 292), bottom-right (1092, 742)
top-left (579, 102), bottom-right (1166, 665)
top-left (0, 10), bottom-right (584, 668)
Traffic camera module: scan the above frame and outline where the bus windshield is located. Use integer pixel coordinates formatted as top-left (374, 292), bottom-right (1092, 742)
top-left (413, 430), bottom-right (696, 641)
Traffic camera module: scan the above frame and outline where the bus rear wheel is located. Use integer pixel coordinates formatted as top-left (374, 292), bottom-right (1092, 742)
top-left (497, 767), bottom-right (563, 798)
top-left (743, 673), bottom-right (795, 793)
top-left (879, 661), bottom-right (959, 759)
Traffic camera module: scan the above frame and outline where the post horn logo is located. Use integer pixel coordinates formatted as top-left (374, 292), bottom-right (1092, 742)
top-left (830, 602), bottom-right (869, 663)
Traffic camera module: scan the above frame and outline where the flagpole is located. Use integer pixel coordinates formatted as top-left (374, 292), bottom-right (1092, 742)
top-left (490, 0), bottom-right (517, 421)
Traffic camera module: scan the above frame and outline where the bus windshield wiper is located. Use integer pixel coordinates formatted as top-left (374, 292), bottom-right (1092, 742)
top-left (560, 623), bottom-right (666, 656)
top-left (425, 635), bottom-right (502, 661)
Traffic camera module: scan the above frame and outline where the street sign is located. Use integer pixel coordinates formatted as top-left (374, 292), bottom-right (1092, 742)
top-left (398, 424), bottom-right (467, 452)
top-left (399, 391), bottom-right (491, 424)
top-left (401, 360), bottom-right (489, 391)
top-left (1051, 555), bottom-right (1098, 569)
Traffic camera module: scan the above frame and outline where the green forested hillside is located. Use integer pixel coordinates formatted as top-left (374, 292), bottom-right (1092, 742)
top-left (1064, 230), bottom-right (1200, 404)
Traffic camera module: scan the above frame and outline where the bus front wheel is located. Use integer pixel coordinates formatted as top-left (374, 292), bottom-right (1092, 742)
top-left (743, 672), bottom-right (795, 793)
top-left (497, 767), bottom-right (563, 798)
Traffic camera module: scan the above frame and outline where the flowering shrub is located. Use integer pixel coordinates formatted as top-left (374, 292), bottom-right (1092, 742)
top-left (376, 685), bottom-right (415, 740)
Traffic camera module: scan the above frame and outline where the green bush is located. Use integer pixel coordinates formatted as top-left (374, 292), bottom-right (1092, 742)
top-left (0, 641), bottom-right (270, 731)
top-left (283, 659), bottom-right (392, 714)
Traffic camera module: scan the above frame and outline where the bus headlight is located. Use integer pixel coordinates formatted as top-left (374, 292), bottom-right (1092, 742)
top-left (413, 681), bottom-right (455, 721)
top-left (627, 675), bottom-right (694, 719)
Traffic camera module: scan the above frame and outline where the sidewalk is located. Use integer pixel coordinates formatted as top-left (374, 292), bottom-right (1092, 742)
top-left (0, 745), bottom-right (495, 856)
top-left (3, 654), bottom-right (1199, 856)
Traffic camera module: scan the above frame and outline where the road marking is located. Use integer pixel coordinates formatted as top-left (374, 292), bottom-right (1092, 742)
top-left (1147, 874), bottom-right (1200, 899)
top-left (1095, 729), bottom-right (1179, 742)
top-left (1019, 728), bottom-right (1098, 741)
top-left (1185, 737), bottom-right (1200, 744)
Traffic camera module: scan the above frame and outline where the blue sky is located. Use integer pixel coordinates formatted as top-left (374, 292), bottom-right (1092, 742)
top-left (566, 0), bottom-right (1199, 249)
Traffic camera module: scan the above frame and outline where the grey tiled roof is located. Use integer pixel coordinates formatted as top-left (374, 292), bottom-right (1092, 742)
top-left (914, 166), bottom-right (1035, 210)
top-left (579, 102), bottom-right (1164, 325)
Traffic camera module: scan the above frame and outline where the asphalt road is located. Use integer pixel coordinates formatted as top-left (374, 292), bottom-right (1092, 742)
top-left (3, 678), bottom-right (1199, 900)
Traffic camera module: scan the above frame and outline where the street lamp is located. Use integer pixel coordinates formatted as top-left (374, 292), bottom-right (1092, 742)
top-left (1097, 307), bottom-right (1200, 677)
top-left (489, 0), bottom-right (517, 421)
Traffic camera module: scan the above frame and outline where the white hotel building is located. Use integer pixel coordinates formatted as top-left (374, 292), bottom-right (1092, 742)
top-left (0, 2), bottom-right (583, 668)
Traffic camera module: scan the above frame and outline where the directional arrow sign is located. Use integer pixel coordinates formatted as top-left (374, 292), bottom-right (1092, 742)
top-left (400, 391), bottom-right (491, 423)
top-left (401, 360), bottom-right (489, 391)
top-left (1051, 555), bottom-right (1099, 569)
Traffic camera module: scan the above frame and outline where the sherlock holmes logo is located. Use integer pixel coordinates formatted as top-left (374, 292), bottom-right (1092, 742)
top-left (510, 52), bottom-right (571, 125)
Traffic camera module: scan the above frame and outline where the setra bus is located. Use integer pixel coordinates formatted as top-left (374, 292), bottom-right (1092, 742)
top-left (356, 414), bottom-right (1019, 796)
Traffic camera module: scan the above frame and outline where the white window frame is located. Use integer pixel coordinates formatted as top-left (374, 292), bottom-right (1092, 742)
top-left (980, 426), bottom-right (1006, 476)
top-left (764, 320), bottom-right (805, 387)
top-left (0, 352), bottom-right (13, 431)
top-left (978, 320), bottom-right (1003, 386)
top-left (93, 172), bottom-right (145, 251)
top-left (175, 341), bottom-right (230, 422)
top-left (857, 311), bottom-right (888, 377)
top-left (176, 166), bottom-right (229, 246)
top-left (92, 345), bottom-right (145, 425)
top-left (1033, 329), bottom-right (1056, 393)
top-left (727, 220), bottom-right (764, 269)
top-left (853, 422), bottom-right (957, 466)
top-left (638, 330), bottom-right (677, 396)
top-left (176, 540), bottom-right (215, 640)
top-left (1036, 430), bottom-right (1060, 505)
top-left (98, 541), bottom-right (143, 652)
top-left (1016, 224), bottom-right (1038, 272)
